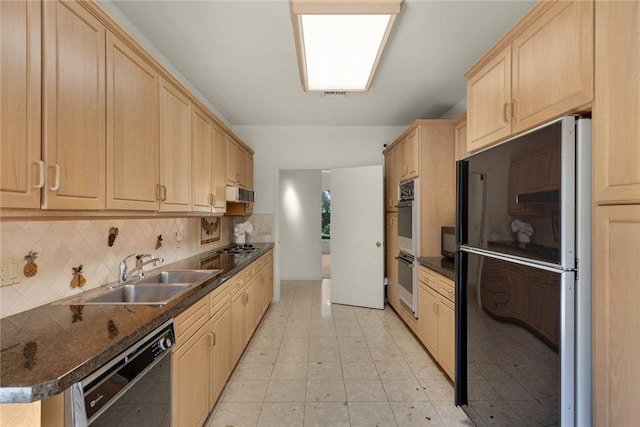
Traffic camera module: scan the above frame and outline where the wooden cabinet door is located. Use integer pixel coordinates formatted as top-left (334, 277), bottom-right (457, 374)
top-left (384, 147), bottom-right (398, 211)
top-left (172, 323), bottom-right (210, 427)
top-left (237, 147), bottom-right (247, 188)
top-left (230, 290), bottom-right (246, 366)
top-left (419, 283), bottom-right (439, 357)
top-left (466, 46), bottom-right (512, 152)
top-left (159, 77), bottom-right (191, 212)
top-left (209, 304), bottom-right (231, 408)
top-left (386, 214), bottom-right (398, 308)
top-left (402, 127), bottom-right (419, 181)
top-left (0, 0), bottom-right (42, 209)
top-left (106, 32), bottom-right (159, 210)
top-left (594, 1), bottom-right (640, 204)
top-left (212, 125), bottom-right (227, 212)
top-left (511, 0), bottom-right (593, 134)
top-left (437, 295), bottom-right (455, 380)
top-left (593, 205), bottom-right (640, 427)
top-left (192, 106), bottom-right (213, 213)
top-left (454, 115), bottom-right (468, 161)
top-left (42, 0), bottom-right (105, 210)
top-left (244, 278), bottom-right (258, 339)
top-left (246, 152), bottom-right (254, 190)
top-left (226, 136), bottom-right (238, 186)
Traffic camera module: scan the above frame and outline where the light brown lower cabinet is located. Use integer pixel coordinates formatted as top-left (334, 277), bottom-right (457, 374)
top-left (172, 322), bottom-right (211, 427)
top-left (209, 304), bottom-right (231, 408)
top-left (416, 265), bottom-right (455, 381)
top-left (593, 205), bottom-right (640, 426)
top-left (173, 250), bottom-right (273, 427)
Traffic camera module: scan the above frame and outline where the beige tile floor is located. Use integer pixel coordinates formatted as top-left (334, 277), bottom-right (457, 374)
top-left (206, 280), bottom-right (472, 427)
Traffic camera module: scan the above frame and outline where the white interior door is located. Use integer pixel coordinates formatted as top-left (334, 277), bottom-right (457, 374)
top-left (330, 165), bottom-right (384, 309)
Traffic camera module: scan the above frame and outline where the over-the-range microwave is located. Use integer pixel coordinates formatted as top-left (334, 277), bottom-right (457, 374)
top-left (226, 186), bottom-right (254, 203)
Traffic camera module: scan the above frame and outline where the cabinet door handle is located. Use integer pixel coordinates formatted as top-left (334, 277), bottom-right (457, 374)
top-left (49, 164), bottom-right (60, 191)
top-left (33, 161), bottom-right (45, 189)
top-left (511, 99), bottom-right (517, 120)
top-left (161, 185), bottom-right (167, 201)
top-left (208, 332), bottom-right (214, 348)
top-left (432, 301), bottom-right (437, 313)
top-left (435, 302), bottom-right (439, 315)
top-left (156, 184), bottom-right (162, 201)
top-left (212, 331), bottom-right (216, 346)
top-left (503, 102), bottom-right (510, 122)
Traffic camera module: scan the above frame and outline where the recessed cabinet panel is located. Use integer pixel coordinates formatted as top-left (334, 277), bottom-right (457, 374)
top-left (594, 1), bottom-right (640, 204)
top-left (42, 0), bottom-right (106, 210)
top-left (593, 205), bottom-right (640, 427)
top-left (466, 46), bottom-right (512, 152)
top-left (192, 106), bottom-right (213, 212)
top-left (511, 0), bottom-right (593, 133)
top-left (106, 33), bottom-right (159, 210)
top-left (0, 0), bottom-right (41, 208)
top-left (212, 125), bottom-right (227, 211)
top-left (159, 78), bottom-right (191, 212)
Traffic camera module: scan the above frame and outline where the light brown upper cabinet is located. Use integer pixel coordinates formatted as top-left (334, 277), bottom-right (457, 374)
top-left (42, 0), bottom-right (106, 210)
top-left (399, 127), bottom-right (418, 182)
top-left (226, 136), bottom-right (238, 186)
top-left (192, 106), bottom-right (214, 213)
top-left (159, 77), bottom-right (192, 212)
top-left (454, 113), bottom-right (468, 161)
top-left (106, 32), bottom-right (159, 210)
top-left (467, 46), bottom-right (512, 152)
top-left (226, 136), bottom-right (254, 190)
top-left (384, 145), bottom-right (399, 212)
top-left (466, 0), bottom-right (594, 152)
top-left (212, 125), bottom-right (227, 212)
top-left (0, 0), bottom-right (41, 209)
top-left (193, 107), bottom-right (227, 214)
top-left (593, 0), bottom-right (640, 204)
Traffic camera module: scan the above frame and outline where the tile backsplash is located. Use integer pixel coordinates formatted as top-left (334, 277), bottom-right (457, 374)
top-left (0, 217), bottom-right (237, 319)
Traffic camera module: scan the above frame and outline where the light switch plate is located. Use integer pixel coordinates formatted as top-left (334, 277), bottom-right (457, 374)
top-left (1, 258), bottom-right (21, 286)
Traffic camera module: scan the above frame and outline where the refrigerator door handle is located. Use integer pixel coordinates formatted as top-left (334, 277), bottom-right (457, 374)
top-left (459, 245), bottom-right (571, 274)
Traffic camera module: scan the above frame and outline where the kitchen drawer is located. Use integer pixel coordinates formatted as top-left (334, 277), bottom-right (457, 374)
top-left (418, 265), bottom-right (438, 291)
top-left (438, 276), bottom-right (455, 303)
top-left (209, 281), bottom-right (230, 318)
top-left (174, 296), bottom-right (209, 346)
top-left (230, 271), bottom-right (247, 296)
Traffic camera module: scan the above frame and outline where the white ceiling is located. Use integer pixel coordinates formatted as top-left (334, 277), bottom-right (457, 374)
top-left (110, 0), bottom-right (535, 127)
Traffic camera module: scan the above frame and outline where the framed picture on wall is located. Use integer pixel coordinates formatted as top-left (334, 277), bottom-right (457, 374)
top-left (200, 217), bottom-right (221, 246)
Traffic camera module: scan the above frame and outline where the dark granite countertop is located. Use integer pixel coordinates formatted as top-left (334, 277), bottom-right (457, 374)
top-left (417, 257), bottom-right (455, 280)
top-left (0, 243), bottom-right (274, 403)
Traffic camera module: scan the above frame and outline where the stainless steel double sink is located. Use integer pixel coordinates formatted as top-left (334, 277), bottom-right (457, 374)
top-left (56, 270), bottom-right (222, 306)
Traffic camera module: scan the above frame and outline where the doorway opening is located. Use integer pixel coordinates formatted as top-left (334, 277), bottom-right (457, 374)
top-left (321, 171), bottom-right (331, 279)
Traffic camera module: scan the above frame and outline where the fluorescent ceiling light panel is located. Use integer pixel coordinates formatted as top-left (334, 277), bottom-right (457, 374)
top-left (301, 14), bottom-right (391, 91)
top-left (290, 0), bottom-right (402, 92)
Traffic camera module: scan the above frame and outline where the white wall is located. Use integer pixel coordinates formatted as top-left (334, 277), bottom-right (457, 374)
top-left (440, 97), bottom-right (467, 119)
top-left (233, 126), bottom-right (406, 214)
top-left (279, 170), bottom-right (322, 280)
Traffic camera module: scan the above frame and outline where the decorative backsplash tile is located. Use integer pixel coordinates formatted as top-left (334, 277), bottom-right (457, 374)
top-left (233, 213), bottom-right (274, 244)
top-left (0, 217), bottom-right (234, 319)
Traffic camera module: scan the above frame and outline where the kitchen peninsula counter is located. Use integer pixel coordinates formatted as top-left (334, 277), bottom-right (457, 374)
top-left (0, 243), bottom-right (274, 403)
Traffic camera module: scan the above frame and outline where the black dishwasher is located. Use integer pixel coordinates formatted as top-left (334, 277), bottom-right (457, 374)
top-left (66, 319), bottom-right (174, 426)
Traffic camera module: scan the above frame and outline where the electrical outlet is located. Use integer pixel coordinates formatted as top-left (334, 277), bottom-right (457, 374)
top-left (1, 258), bottom-right (21, 286)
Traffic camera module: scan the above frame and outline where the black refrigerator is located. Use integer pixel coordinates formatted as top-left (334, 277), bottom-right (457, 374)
top-left (455, 116), bottom-right (591, 426)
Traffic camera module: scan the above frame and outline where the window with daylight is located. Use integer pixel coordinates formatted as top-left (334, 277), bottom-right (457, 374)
top-left (321, 190), bottom-right (331, 239)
